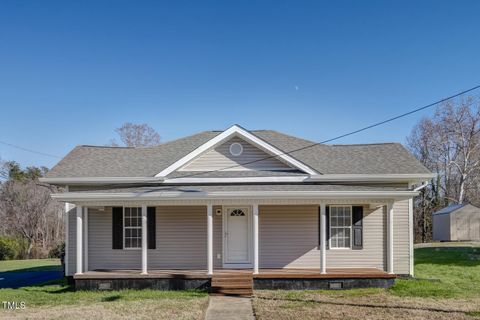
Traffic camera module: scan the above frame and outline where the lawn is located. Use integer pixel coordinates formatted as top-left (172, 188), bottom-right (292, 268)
top-left (0, 279), bottom-right (208, 320)
top-left (253, 245), bottom-right (480, 320)
top-left (0, 259), bottom-right (208, 320)
top-left (0, 259), bottom-right (61, 272)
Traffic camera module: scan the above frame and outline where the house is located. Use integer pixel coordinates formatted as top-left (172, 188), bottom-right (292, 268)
top-left (432, 204), bottom-right (480, 242)
top-left (40, 125), bottom-right (434, 292)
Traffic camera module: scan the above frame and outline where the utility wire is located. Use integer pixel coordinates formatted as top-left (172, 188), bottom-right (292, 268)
top-left (174, 84), bottom-right (480, 179)
top-left (0, 140), bottom-right (62, 159)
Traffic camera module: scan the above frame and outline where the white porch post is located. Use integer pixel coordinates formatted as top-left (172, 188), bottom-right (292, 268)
top-left (84, 207), bottom-right (88, 272)
top-left (141, 204), bottom-right (148, 275)
top-left (320, 203), bottom-right (327, 274)
top-left (207, 204), bottom-right (213, 275)
top-left (253, 203), bottom-right (259, 274)
top-left (386, 201), bottom-right (394, 274)
top-left (76, 205), bottom-right (83, 275)
top-left (64, 202), bottom-right (70, 276)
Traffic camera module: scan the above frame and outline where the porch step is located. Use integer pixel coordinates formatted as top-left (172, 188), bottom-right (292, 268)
top-left (210, 273), bottom-right (253, 297)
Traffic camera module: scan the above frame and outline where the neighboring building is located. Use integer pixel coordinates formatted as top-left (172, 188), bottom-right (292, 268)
top-left (433, 204), bottom-right (480, 242)
top-left (40, 125), bottom-right (434, 292)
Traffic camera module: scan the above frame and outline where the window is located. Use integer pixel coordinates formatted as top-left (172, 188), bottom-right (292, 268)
top-left (229, 142), bottom-right (243, 156)
top-left (124, 207), bottom-right (142, 249)
top-left (230, 209), bottom-right (246, 216)
top-left (330, 206), bottom-right (352, 249)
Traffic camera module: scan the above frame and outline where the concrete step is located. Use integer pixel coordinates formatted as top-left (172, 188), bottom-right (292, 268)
top-left (211, 283), bottom-right (253, 289)
top-left (212, 278), bottom-right (253, 284)
top-left (210, 288), bottom-right (253, 296)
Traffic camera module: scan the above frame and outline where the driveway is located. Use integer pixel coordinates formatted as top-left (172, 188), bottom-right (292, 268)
top-left (0, 271), bottom-right (63, 289)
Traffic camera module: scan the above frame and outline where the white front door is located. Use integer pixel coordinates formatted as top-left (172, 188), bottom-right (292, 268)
top-left (224, 206), bottom-right (252, 266)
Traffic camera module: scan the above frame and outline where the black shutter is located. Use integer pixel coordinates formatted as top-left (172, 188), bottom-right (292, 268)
top-left (352, 206), bottom-right (363, 250)
top-left (112, 207), bottom-right (123, 249)
top-left (147, 207), bottom-right (156, 249)
top-left (326, 206), bottom-right (330, 249)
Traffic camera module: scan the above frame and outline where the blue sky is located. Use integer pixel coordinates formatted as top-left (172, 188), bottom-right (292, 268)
top-left (1, 0), bottom-right (480, 169)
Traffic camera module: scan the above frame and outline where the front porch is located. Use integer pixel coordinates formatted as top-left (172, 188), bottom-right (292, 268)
top-left (73, 268), bottom-right (396, 292)
top-left (74, 267), bottom-right (394, 279)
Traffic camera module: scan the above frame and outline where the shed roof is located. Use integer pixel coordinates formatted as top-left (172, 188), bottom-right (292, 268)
top-left (433, 203), bottom-right (480, 215)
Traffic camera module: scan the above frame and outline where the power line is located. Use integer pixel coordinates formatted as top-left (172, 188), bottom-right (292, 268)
top-left (0, 140), bottom-right (62, 159)
top-left (175, 84), bottom-right (480, 179)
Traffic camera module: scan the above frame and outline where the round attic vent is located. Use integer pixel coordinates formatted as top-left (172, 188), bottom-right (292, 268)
top-left (229, 142), bottom-right (243, 156)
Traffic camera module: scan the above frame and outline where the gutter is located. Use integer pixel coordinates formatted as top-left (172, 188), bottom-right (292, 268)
top-left (308, 174), bottom-right (436, 183)
top-left (51, 190), bottom-right (419, 202)
top-left (41, 173), bottom-right (436, 185)
top-left (413, 181), bottom-right (430, 191)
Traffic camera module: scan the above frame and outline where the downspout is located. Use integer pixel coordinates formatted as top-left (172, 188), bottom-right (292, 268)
top-left (409, 180), bottom-right (429, 277)
top-left (413, 181), bottom-right (429, 191)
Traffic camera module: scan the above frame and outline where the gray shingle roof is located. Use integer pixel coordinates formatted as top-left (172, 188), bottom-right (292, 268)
top-left (45, 129), bottom-right (430, 178)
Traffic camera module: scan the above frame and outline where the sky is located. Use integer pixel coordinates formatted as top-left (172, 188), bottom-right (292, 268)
top-left (1, 0), bottom-right (480, 169)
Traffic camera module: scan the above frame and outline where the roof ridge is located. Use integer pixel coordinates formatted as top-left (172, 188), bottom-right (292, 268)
top-left (331, 142), bottom-right (399, 147)
top-left (77, 145), bottom-right (134, 149)
top-left (258, 129), bottom-right (319, 145)
top-left (76, 130), bottom-right (217, 150)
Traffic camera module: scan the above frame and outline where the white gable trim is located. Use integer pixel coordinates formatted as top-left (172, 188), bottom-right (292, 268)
top-left (155, 125), bottom-right (318, 177)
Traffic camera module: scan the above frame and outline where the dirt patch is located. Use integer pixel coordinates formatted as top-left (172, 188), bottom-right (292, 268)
top-left (253, 290), bottom-right (480, 320)
top-left (252, 298), bottom-right (477, 320)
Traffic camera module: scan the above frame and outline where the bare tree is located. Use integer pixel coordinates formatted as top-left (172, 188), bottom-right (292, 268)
top-left (0, 161), bottom-right (64, 258)
top-left (407, 96), bottom-right (480, 242)
top-left (110, 123), bottom-right (161, 147)
top-left (408, 97), bottom-right (480, 204)
top-left (0, 180), bottom-right (63, 258)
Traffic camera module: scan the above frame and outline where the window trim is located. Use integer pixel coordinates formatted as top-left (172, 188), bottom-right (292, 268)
top-left (123, 206), bottom-right (142, 250)
top-left (329, 205), bottom-right (353, 250)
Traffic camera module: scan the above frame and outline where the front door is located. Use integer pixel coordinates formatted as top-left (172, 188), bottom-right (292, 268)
top-left (224, 206), bottom-right (252, 266)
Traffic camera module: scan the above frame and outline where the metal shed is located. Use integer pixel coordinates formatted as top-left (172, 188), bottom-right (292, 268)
top-left (432, 204), bottom-right (480, 241)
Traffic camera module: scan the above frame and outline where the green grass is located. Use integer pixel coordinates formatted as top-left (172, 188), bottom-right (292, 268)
top-left (0, 278), bottom-right (207, 307)
top-left (389, 246), bottom-right (480, 299)
top-left (0, 259), bottom-right (61, 272)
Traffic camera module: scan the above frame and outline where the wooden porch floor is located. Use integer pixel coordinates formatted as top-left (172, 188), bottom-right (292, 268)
top-left (74, 268), bottom-right (395, 280)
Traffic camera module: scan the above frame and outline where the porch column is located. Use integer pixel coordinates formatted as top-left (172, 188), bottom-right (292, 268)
top-left (320, 203), bottom-right (327, 274)
top-left (141, 204), bottom-right (148, 275)
top-left (386, 201), bottom-right (394, 274)
top-left (253, 203), bottom-right (259, 274)
top-left (84, 207), bottom-right (88, 272)
top-left (76, 205), bottom-right (83, 275)
top-left (65, 202), bottom-right (70, 276)
top-left (207, 204), bottom-right (213, 275)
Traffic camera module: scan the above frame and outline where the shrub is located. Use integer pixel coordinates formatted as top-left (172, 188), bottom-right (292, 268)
top-left (48, 242), bottom-right (65, 259)
top-left (0, 236), bottom-right (20, 260)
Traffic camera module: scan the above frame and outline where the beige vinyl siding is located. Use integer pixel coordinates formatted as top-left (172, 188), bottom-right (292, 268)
top-left (180, 136), bottom-right (292, 171)
top-left (258, 205), bottom-right (388, 271)
top-left (213, 206), bottom-right (223, 268)
top-left (393, 200), bottom-right (410, 274)
top-left (149, 206), bottom-right (207, 269)
top-left (259, 205), bottom-right (320, 268)
top-left (66, 202), bottom-right (411, 274)
top-left (327, 206), bottom-right (386, 270)
top-left (88, 207), bottom-right (141, 270)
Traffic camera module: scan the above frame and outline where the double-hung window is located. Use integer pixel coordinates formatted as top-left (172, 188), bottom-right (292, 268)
top-left (124, 207), bottom-right (142, 249)
top-left (330, 206), bottom-right (352, 249)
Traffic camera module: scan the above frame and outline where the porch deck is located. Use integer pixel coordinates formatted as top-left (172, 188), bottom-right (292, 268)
top-left (73, 268), bottom-right (395, 280)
